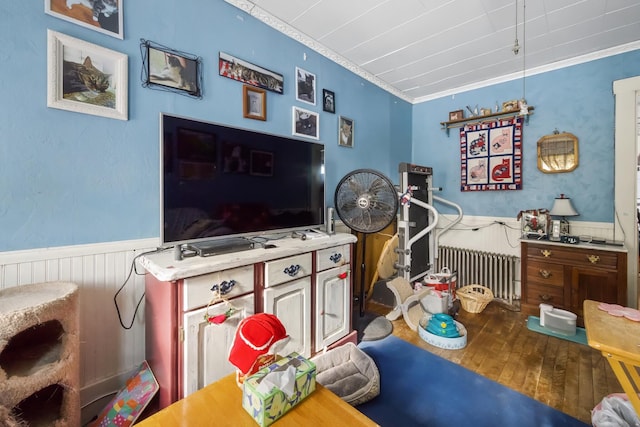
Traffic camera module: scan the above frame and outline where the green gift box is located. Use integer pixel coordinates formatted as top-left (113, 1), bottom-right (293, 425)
top-left (242, 352), bottom-right (316, 427)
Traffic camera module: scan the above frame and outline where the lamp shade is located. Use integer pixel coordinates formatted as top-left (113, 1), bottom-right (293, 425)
top-left (549, 194), bottom-right (578, 217)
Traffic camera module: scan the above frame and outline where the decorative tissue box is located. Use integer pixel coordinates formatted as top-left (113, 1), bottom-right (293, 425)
top-left (242, 352), bottom-right (316, 427)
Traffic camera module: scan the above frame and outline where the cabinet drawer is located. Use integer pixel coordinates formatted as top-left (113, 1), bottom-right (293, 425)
top-left (525, 261), bottom-right (564, 287)
top-left (264, 253), bottom-right (312, 288)
top-left (526, 283), bottom-right (564, 307)
top-left (316, 244), bottom-right (351, 272)
top-left (525, 244), bottom-right (618, 270)
top-left (183, 265), bottom-right (254, 311)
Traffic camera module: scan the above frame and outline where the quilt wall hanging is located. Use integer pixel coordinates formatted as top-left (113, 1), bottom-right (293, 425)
top-left (460, 116), bottom-right (522, 191)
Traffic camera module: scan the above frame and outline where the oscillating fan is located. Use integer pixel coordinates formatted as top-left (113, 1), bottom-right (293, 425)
top-left (334, 169), bottom-right (399, 318)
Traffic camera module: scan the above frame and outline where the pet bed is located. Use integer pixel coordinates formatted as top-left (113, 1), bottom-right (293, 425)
top-left (311, 342), bottom-right (380, 406)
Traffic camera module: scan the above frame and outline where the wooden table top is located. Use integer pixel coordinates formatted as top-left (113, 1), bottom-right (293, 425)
top-left (136, 373), bottom-right (378, 427)
top-left (583, 299), bottom-right (640, 362)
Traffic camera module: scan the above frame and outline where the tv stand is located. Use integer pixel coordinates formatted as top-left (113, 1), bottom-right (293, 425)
top-left (139, 232), bottom-right (357, 411)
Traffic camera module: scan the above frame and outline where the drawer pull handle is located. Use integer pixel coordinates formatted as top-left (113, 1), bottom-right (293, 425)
top-left (329, 253), bottom-right (342, 263)
top-left (538, 270), bottom-right (552, 279)
top-left (539, 294), bottom-right (552, 302)
top-left (338, 271), bottom-right (349, 280)
top-left (587, 255), bottom-right (600, 264)
top-left (210, 280), bottom-right (236, 295)
top-left (284, 264), bottom-right (301, 276)
top-left (540, 250), bottom-right (552, 258)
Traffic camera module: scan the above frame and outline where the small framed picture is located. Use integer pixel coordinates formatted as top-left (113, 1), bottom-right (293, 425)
top-left (296, 67), bottom-right (316, 105)
top-left (449, 110), bottom-right (464, 121)
top-left (142, 40), bottom-right (202, 98)
top-left (243, 85), bottom-right (267, 121)
top-left (292, 106), bottom-right (319, 140)
top-left (47, 30), bottom-right (128, 121)
top-left (45, 0), bottom-right (123, 39)
top-left (322, 89), bottom-right (335, 113)
top-left (338, 116), bottom-right (354, 148)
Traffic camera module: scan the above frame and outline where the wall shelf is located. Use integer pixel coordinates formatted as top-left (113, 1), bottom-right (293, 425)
top-left (440, 106), bottom-right (534, 135)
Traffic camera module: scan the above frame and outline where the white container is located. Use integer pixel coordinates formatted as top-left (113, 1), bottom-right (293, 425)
top-left (420, 289), bottom-right (448, 314)
top-left (539, 303), bottom-right (577, 336)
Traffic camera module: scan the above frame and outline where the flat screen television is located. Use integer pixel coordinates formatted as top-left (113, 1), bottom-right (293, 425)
top-left (160, 113), bottom-right (325, 249)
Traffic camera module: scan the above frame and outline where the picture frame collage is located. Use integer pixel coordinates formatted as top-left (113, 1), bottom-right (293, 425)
top-left (44, 0), bottom-right (355, 147)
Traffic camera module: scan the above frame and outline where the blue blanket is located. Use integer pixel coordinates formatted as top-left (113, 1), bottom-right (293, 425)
top-left (357, 335), bottom-right (588, 427)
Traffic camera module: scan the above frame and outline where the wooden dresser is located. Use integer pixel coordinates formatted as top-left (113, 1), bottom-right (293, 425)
top-left (520, 240), bottom-right (627, 326)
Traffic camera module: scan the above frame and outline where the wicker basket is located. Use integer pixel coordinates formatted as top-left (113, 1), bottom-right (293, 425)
top-left (457, 285), bottom-right (494, 313)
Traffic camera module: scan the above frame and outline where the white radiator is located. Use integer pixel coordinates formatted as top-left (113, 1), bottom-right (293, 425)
top-left (436, 245), bottom-right (519, 307)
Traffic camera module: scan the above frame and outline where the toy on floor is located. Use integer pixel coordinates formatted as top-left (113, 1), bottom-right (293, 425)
top-left (426, 313), bottom-right (460, 338)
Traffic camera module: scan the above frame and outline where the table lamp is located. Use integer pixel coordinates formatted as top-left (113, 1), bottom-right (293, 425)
top-left (549, 194), bottom-right (579, 240)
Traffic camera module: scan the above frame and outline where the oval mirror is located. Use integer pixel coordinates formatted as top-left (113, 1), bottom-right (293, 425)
top-left (537, 131), bottom-right (578, 173)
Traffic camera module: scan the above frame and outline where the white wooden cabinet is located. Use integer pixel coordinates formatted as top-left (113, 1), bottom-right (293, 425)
top-left (315, 264), bottom-right (351, 352)
top-left (263, 277), bottom-right (311, 357)
top-left (182, 293), bottom-right (254, 396)
top-left (141, 233), bottom-right (356, 410)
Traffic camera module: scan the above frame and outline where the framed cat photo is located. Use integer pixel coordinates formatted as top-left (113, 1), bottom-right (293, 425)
top-left (295, 67), bottom-right (316, 105)
top-left (141, 40), bottom-right (202, 98)
top-left (338, 116), bottom-right (354, 148)
top-left (292, 106), bottom-right (319, 140)
top-left (47, 30), bottom-right (128, 120)
top-left (45, 0), bottom-right (124, 40)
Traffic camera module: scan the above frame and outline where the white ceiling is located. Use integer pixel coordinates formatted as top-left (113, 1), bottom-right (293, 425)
top-left (225, 0), bottom-right (640, 103)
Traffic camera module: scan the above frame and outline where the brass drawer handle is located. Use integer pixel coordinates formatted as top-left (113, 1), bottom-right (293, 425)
top-left (538, 269), bottom-right (552, 279)
top-left (587, 255), bottom-right (600, 264)
top-left (539, 294), bottom-right (552, 302)
top-left (540, 249), bottom-right (551, 258)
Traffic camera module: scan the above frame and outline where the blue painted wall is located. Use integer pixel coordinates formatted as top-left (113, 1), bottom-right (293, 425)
top-left (413, 51), bottom-right (640, 221)
top-left (1, 1), bottom-right (638, 252)
top-left (0, 1), bottom-right (411, 251)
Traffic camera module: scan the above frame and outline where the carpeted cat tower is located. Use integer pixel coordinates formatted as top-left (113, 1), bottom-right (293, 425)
top-left (0, 282), bottom-right (80, 427)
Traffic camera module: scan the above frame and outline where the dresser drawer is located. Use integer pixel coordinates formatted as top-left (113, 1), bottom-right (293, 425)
top-left (183, 265), bottom-right (254, 311)
top-left (525, 283), bottom-right (564, 307)
top-left (525, 261), bottom-right (564, 287)
top-left (316, 244), bottom-right (351, 272)
top-left (525, 244), bottom-right (618, 269)
top-left (264, 253), bottom-right (312, 288)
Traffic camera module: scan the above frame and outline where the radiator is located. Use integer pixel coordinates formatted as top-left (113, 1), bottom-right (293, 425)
top-left (436, 246), bottom-right (518, 306)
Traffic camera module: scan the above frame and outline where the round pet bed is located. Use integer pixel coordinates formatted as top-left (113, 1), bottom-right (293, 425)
top-left (311, 342), bottom-right (380, 406)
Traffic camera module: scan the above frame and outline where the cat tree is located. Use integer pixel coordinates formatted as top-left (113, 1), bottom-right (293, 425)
top-left (0, 282), bottom-right (80, 426)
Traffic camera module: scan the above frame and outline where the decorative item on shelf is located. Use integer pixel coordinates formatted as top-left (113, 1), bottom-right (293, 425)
top-left (480, 108), bottom-right (492, 116)
top-left (502, 99), bottom-right (519, 112)
top-left (549, 194), bottom-right (579, 241)
top-left (449, 110), bottom-right (464, 121)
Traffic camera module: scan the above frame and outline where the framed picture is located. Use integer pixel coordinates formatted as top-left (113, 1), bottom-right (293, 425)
top-left (45, 0), bottom-right (123, 39)
top-left (449, 110), bottom-right (464, 121)
top-left (47, 30), bottom-right (128, 121)
top-left (296, 67), bottom-right (316, 105)
top-left (338, 116), bottom-right (354, 148)
top-left (322, 89), bottom-right (335, 113)
top-left (250, 150), bottom-right (274, 176)
top-left (219, 52), bottom-right (283, 94)
top-left (243, 85), bottom-right (267, 121)
top-left (292, 106), bottom-right (319, 140)
top-left (142, 40), bottom-right (202, 98)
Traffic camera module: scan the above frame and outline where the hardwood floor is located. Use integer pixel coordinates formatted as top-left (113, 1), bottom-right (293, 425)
top-left (365, 300), bottom-right (622, 424)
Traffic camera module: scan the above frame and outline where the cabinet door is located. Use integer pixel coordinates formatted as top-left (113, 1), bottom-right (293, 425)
top-left (315, 265), bottom-right (350, 352)
top-left (182, 294), bottom-right (254, 397)
top-left (263, 277), bottom-right (311, 357)
top-left (569, 266), bottom-right (619, 320)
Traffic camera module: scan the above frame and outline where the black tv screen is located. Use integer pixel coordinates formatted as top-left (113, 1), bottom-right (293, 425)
top-left (160, 113), bottom-right (325, 247)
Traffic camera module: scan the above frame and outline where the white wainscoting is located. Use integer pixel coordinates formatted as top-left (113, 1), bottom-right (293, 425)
top-left (0, 238), bottom-right (159, 409)
top-left (0, 216), bottom-right (613, 409)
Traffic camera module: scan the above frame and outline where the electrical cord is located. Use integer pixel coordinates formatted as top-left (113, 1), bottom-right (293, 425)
top-left (114, 247), bottom-right (167, 330)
